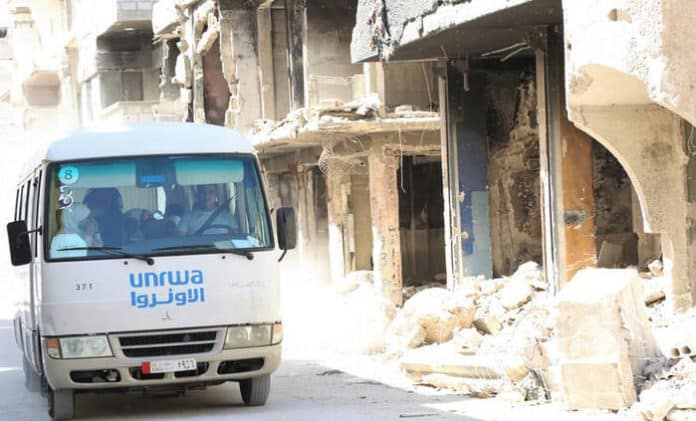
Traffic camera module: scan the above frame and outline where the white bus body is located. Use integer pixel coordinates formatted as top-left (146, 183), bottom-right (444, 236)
top-left (6, 123), bottom-right (295, 420)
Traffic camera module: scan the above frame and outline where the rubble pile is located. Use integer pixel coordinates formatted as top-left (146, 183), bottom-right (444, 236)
top-left (328, 270), bottom-right (397, 354)
top-left (252, 96), bottom-right (380, 140)
top-left (632, 307), bottom-right (696, 421)
top-left (391, 262), bottom-right (556, 401)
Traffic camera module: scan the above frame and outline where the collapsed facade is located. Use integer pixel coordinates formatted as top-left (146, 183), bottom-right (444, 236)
top-left (351, 0), bottom-right (695, 313)
top-left (152, 0), bottom-right (446, 305)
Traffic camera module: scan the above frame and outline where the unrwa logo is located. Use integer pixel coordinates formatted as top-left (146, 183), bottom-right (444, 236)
top-left (129, 270), bottom-right (204, 288)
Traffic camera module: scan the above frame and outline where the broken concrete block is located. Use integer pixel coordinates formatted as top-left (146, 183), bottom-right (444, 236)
top-left (401, 343), bottom-right (528, 382)
top-left (666, 409), bottom-right (696, 421)
top-left (499, 280), bottom-right (534, 310)
top-left (512, 261), bottom-right (544, 283)
top-left (452, 328), bottom-right (484, 355)
top-left (556, 268), bottom-right (659, 410)
top-left (644, 277), bottom-right (666, 306)
top-left (637, 381), bottom-right (676, 421)
top-left (561, 361), bottom-right (636, 410)
top-left (477, 278), bottom-right (506, 296)
top-left (402, 344), bottom-right (500, 378)
top-left (473, 299), bottom-right (505, 335)
top-left (400, 288), bottom-right (476, 344)
top-left (385, 312), bottom-right (426, 354)
top-left (516, 371), bottom-right (549, 402)
top-left (648, 259), bottom-right (664, 278)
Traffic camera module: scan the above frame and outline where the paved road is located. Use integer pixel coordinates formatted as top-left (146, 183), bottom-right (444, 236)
top-left (0, 317), bottom-right (632, 421)
top-left (0, 319), bottom-right (478, 421)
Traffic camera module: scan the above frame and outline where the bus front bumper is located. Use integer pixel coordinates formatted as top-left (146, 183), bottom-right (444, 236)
top-left (43, 344), bottom-right (281, 391)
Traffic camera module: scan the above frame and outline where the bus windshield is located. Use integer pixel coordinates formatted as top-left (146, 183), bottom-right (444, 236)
top-left (45, 155), bottom-right (272, 261)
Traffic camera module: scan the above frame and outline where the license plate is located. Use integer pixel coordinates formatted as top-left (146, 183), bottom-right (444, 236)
top-left (142, 358), bottom-right (197, 374)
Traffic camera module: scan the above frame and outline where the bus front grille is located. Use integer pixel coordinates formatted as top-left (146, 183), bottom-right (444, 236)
top-left (118, 330), bottom-right (218, 358)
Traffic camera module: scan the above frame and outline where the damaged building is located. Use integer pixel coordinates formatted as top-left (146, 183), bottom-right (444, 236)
top-left (149, 0), bottom-right (694, 314)
top-left (152, 0), bottom-right (446, 305)
top-left (2, 0), bottom-right (168, 144)
top-left (351, 0), bottom-right (695, 313)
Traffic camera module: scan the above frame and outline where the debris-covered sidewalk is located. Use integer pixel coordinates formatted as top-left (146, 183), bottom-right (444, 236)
top-left (308, 261), bottom-right (696, 420)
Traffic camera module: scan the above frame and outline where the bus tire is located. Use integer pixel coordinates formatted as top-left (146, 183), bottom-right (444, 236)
top-left (23, 357), bottom-right (41, 392)
top-left (49, 389), bottom-right (74, 420)
top-left (239, 375), bottom-right (270, 406)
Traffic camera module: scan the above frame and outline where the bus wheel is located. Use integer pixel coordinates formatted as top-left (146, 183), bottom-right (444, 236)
top-left (23, 357), bottom-right (41, 392)
top-left (239, 375), bottom-right (270, 406)
top-left (49, 388), bottom-right (74, 420)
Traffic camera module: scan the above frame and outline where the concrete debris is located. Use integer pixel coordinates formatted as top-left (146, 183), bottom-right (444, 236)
top-left (473, 299), bottom-right (505, 335)
top-left (515, 370), bottom-right (549, 402)
top-left (335, 270), bottom-right (374, 295)
top-left (476, 278), bottom-right (506, 296)
top-left (555, 268), bottom-right (659, 410)
top-left (403, 282), bottom-right (445, 301)
top-left (329, 283), bottom-right (396, 354)
top-left (394, 104), bottom-right (415, 113)
top-left (648, 259), bottom-right (664, 278)
top-left (385, 311), bottom-right (427, 354)
top-left (415, 372), bottom-right (507, 397)
top-left (633, 358), bottom-right (696, 420)
top-left (401, 342), bottom-right (528, 381)
top-left (498, 280), bottom-right (534, 310)
top-left (316, 97), bottom-right (378, 120)
top-left (393, 262), bottom-right (558, 401)
top-left (644, 276), bottom-right (666, 306)
top-left (666, 409), bottom-right (696, 421)
top-left (637, 380), bottom-right (676, 420)
top-left (452, 328), bottom-right (484, 355)
top-left (399, 288), bottom-right (476, 344)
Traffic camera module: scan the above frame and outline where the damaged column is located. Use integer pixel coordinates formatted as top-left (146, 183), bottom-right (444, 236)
top-left (368, 141), bottom-right (402, 305)
top-left (326, 166), bottom-right (351, 286)
top-left (218, 1), bottom-right (262, 133)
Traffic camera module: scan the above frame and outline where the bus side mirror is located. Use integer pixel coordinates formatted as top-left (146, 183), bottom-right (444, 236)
top-left (276, 207), bottom-right (296, 251)
top-left (7, 221), bottom-right (33, 266)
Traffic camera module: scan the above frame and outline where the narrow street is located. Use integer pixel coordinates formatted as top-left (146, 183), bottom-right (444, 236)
top-left (0, 298), bottom-right (626, 421)
top-left (0, 318), bottom-right (469, 421)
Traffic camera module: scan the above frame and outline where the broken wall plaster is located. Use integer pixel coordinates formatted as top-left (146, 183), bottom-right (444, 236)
top-left (485, 69), bottom-right (542, 277)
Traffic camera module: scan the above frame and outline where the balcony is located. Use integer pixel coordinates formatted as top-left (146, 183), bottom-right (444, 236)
top-left (86, 0), bottom-right (158, 37)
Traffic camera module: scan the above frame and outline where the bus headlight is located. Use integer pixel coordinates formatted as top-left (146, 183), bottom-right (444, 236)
top-left (57, 336), bottom-right (113, 359)
top-left (224, 325), bottom-right (272, 349)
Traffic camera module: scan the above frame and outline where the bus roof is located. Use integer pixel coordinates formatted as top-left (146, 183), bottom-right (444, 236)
top-left (23, 122), bottom-right (254, 172)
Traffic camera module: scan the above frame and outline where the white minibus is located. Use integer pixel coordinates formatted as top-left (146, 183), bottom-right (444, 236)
top-left (6, 123), bottom-right (296, 420)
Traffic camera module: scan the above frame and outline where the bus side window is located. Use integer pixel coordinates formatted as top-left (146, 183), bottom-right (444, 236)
top-left (17, 185), bottom-right (25, 222)
top-left (32, 172), bottom-right (42, 257)
top-left (24, 180), bottom-right (33, 252)
top-left (14, 188), bottom-right (20, 221)
top-left (24, 180), bottom-right (32, 222)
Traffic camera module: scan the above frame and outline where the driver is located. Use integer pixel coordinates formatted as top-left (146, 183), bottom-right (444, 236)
top-left (178, 184), bottom-right (238, 235)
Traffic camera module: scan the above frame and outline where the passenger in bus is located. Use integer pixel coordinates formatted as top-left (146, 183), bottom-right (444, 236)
top-left (84, 187), bottom-right (127, 246)
top-left (50, 203), bottom-right (94, 257)
top-left (178, 184), bottom-right (239, 235)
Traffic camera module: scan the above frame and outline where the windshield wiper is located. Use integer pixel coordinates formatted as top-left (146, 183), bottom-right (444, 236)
top-left (153, 244), bottom-right (254, 260)
top-left (58, 246), bottom-right (154, 265)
